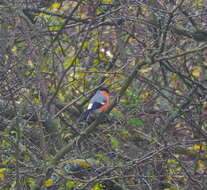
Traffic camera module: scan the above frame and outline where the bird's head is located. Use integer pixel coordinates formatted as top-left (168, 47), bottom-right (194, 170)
top-left (99, 88), bottom-right (109, 93)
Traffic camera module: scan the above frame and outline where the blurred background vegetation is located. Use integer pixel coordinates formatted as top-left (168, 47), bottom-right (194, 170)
top-left (0, 0), bottom-right (207, 189)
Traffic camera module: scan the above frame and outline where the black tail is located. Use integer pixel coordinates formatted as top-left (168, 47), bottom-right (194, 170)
top-left (79, 110), bottom-right (90, 122)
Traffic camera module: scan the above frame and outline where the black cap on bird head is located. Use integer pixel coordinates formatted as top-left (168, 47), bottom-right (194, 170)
top-left (99, 88), bottom-right (109, 93)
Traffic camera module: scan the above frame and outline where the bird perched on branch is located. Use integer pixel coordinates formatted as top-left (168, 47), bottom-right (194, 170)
top-left (79, 88), bottom-right (110, 122)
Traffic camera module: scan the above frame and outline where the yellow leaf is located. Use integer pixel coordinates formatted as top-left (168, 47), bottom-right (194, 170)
top-left (105, 80), bottom-right (112, 85)
top-left (0, 168), bottom-right (6, 173)
top-left (0, 173), bottom-right (5, 181)
top-left (10, 131), bottom-right (17, 138)
top-left (201, 144), bottom-right (206, 150)
top-left (120, 99), bottom-right (128, 103)
top-left (95, 41), bottom-right (104, 47)
top-left (167, 159), bottom-right (177, 164)
top-left (7, 25), bottom-right (13, 29)
top-left (166, 175), bottom-right (173, 183)
top-left (139, 90), bottom-right (153, 99)
top-left (192, 1), bottom-right (204, 7)
top-left (104, 73), bottom-right (111, 77)
top-left (55, 169), bottom-right (65, 175)
top-left (79, 160), bottom-right (91, 168)
top-left (175, 154), bottom-right (180, 158)
top-left (80, 13), bottom-right (87, 19)
top-left (96, 9), bottom-right (101, 15)
top-left (170, 73), bottom-right (179, 88)
top-left (63, 133), bottom-right (73, 139)
top-left (49, 26), bottom-right (59, 31)
top-left (38, 13), bottom-right (44, 17)
top-left (171, 73), bottom-right (177, 81)
top-left (139, 67), bottom-right (152, 73)
top-left (139, 92), bottom-right (149, 98)
top-left (44, 179), bottom-right (54, 187)
top-left (102, 0), bottom-right (112, 3)
top-left (194, 143), bottom-right (206, 151)
top-left (11, 46), bottom-right (17, 53)
top-left (0, 168), bottom-right (6, 181)
top-left (176, 47), bottom-right (182, 53)
top-left (175, 167), bottom-right (182, 171)
top-left (28, 60), bottom-right (33, 66)
top-left (192, 67), bottom-right (202, 77)
top-left (175, 123), bottom-right (183, 130)
top-left (92, 183), bottom-right (102, 190)
top-left (194, 144), bottom-right (201, 151)
top-left (51, 2), bottom-right (61, 9)
top-left (197, 160), bottom-right (205, 172)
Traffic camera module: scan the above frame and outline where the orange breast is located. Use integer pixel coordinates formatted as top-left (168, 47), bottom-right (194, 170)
top-left (99, 91), bottom-right (110, 112)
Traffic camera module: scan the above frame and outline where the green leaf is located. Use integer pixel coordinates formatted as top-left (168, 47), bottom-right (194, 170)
top-left (64, 57), bottom-right (73, 68)
top-left (110, 136), bottom-right (119, 148)
top-left (91, 183), bottom-right (104, 190)
top-left (120, 130), bottom-right (131, 138)
top-left (95, 153), bottom-right (109, 162)
top-left (34, 97), bottom-right (40, 103)
top-left (128, 118), bottom-right (144, 127)
top-left (89, 67), bottom-right (99, 72)
top-left (66, 181), bottom-right (77, 189)
top-left (74, 57), bottom-right (79, 65)
top-left (111, 110), bottom-right (124, 119)
top-left (167, 159), bottom-right (177, 165)
top-left (83, 41), bottom-right (89, 49)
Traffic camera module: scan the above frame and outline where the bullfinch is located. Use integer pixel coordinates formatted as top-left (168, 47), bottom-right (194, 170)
top-left (79, 88), bottom-right (110, 122)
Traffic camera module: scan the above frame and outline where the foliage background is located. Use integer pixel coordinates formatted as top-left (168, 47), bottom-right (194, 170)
top-left (0, 0), bottom-right (207, 189)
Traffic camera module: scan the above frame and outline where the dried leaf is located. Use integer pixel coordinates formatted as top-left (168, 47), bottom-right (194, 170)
top-left (192, 67), bottom-right (202, 77)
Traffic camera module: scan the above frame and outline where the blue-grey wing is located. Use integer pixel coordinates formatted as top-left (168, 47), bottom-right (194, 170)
top-left (89, 90), bottom-right (106, 104)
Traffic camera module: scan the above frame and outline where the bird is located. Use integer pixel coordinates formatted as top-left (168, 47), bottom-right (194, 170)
top-left (79, 88), bottom-right (110, 122)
